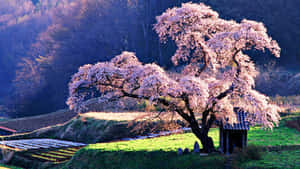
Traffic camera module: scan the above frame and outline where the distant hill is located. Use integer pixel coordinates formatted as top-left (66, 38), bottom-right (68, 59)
top-left (0, 0), bottom-right (299, 117)
top-left (0, 109), bottom-right (76, 133)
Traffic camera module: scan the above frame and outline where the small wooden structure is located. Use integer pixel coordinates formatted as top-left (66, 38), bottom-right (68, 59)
top-left (218, 109), bottom-right (249, 154)
top-left (0, 126), bottom-right (16, 136)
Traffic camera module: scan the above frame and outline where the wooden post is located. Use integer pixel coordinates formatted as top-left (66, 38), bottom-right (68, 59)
top-left (226, 130), bottom-right (229, 155)
top-left (245, 132), bottom-right (247, 147)
top-left (242, 132), bottom-right (245, 150)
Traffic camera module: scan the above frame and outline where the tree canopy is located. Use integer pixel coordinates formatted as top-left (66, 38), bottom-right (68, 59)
top-left (67, 3), bottom-right (281, 152)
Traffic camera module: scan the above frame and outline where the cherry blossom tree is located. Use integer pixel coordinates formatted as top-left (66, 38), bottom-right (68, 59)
top-left (67, 3), bottom-right (281, 152)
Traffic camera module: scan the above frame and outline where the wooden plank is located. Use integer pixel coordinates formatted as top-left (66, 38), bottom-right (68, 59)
top-left (226, 131), bottom-right (229, 155)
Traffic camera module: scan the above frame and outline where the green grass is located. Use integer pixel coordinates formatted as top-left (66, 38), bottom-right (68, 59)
top-left (248, 126), bottom-right (300, 146)
top-left (4, 111), bottom-right (298, 169)
top-left (87, 129), bottom-right (219, 152)
top-left (240, 149), bottom-right (300, 169)
top-left (247, 111), bottom-right (300, 147)
top-left (62, 115), bottom-right (300, 169)
top-left (64, 150), bottom-right (225, 169)
top-left (63, 128), bottom-right (223, 169)
top-left (0, 164), bottom-right (23, 169)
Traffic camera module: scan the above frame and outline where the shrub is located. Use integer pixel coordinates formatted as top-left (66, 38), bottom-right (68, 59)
top-left (285, 118), bottom-right (300, 132)
top-left (233, 144), bottom-right (263, 163)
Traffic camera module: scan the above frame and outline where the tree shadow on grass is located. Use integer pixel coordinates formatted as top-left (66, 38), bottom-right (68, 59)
top-left (65, 150), bottom-right (226, 169)
top-left (261, 144), bottom-right (300, 152)
top-left (10, 145), bottom-right (300, 169)
top-left (231, 144), bottom-right (300, 169)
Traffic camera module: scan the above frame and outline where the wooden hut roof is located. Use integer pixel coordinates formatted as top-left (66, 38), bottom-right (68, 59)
top-left (221, 108), bottom-right (249, 130)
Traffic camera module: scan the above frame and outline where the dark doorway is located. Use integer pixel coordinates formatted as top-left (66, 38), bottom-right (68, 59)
top-left (221, 130), bottom-right (247, 154)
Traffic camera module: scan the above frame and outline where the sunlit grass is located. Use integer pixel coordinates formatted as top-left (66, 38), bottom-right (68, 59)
top-left (88, 128), bottom-right (219, 152)
top-left (81, 112), bottom-right (151, 121)
top-left (84, 121), bottom-right (299, 154)
top-left (248, 126), bottom-right (300, 146)
top-left (63, 128), bottom-right (224, 169)
top-left (81, 111), bottom-right (183, 121)
top-left (0, 164), bottom-right (22, 169)
top-left (63, 114), bottom-right (300, 169)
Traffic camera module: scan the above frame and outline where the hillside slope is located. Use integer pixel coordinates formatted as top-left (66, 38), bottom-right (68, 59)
top-left (0, 109), bottom-right (76, 133)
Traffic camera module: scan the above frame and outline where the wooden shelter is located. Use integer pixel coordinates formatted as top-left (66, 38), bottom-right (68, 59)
top-left (218, 108), bottom-right (249, 154)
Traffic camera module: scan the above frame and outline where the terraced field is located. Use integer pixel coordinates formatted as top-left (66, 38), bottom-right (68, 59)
top-left (22, 147), bottom-right (83, 164)
top-left (0, 139), bottom-right (86, 168)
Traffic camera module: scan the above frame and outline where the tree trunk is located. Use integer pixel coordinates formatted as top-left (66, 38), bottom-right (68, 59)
top-left (190, 121), bottom-right (216, 153)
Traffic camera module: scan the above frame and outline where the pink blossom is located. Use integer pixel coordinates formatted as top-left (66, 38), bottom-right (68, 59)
top-left (68, 3), bottom-right (281, 130)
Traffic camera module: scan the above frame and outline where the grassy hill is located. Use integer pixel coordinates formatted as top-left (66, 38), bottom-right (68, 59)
top-left (0, 109), bottom-right (76, 133)
top-left (1, 110), bottom-right (299, 168)
top-left (61, 112), bottom-right (300, 169)
top-left (1, 112), bottom-right (181, 144)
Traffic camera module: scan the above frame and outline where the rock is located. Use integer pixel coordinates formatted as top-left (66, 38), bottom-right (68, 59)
top-left (183, 148), bottom-right (189, 154)
top-left (177, 148), bottom-right (183, 155)
top-left (136, 136), bottom-right (148, 140)
top-left (193, 141), bottom-right (200, 153)
top-left (199, 153), bottom-right (208, 156)
top-left (121, 138), bottom-right (134, 141)
top-left (218, 147), bottom-right (224, 154)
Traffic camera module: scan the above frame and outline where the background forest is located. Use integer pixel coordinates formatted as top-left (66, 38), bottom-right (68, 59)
top-left (0, 0), bottom-right (299, 117)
